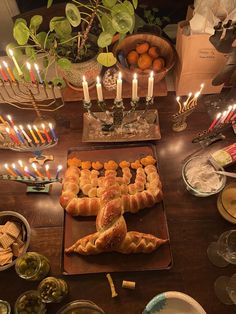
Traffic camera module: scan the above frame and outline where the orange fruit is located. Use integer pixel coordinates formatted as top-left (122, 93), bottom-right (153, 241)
top-left (148, 46), bottom-right (160, 59)
top-left (127, 50), bottom-right (139, 65)
top-left (138, 53), bottom-right (152, 70)
top-left (136, 42), bottom-right (149, 54)
top-left (153, 58), bottom-right (165, 72)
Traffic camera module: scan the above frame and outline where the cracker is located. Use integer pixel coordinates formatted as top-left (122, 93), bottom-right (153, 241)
top-left (5, 221), bottom-right (21, 239)
top-left (2, 221), bottom-right (12, 233)
top-left (0, 250), bottom-right (13, 266)
top-left (11, 242), bottom-right (20, 257)
top-left (0, 233), bottom-right (15, 249)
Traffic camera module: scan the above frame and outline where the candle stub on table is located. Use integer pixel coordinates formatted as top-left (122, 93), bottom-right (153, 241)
top-left (122, 280), bottom-right (136, 290)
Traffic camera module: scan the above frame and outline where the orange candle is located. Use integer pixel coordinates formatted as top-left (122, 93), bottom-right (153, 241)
top-left (32, 163), bottom-right (44, 178)
top-left (3, 61), bottom-right (15, 82)
top-left (33, 125), bottom-right (45, 144)
top-left (27, 124), bottom-right (39, 144)
top-left (45, 164), bottom-right (51, 179)
top-left (4, 163), bottom-right (17, 176)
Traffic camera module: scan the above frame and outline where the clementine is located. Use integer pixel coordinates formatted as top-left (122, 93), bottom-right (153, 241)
top-left (136, 42), bottom-right (149, 54)
top-left (153, 58), bottom-right (165, 72)
top-left (148, 46), bottom-right (160, 59)
top-left (138, 53), bottom-right (152, 70)
top-left (127, 50), bottom-right (139, 65)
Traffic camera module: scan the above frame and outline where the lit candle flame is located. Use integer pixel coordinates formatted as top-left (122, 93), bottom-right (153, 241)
top-left (8, 49), bottom-right (13, 57)
top-left (150, 71), bottom-right (154, 78)
top-left (118, 72), bottom-right (122, 80)
top-left (45, 164), bottom-right (49, 171)
top-left (26, 62), bottom-right (31, 70)
top-left (18, 160), bottom-right (23, 168)
top-left (133, 73), bottom-right (137, 80)
top-left (3, 61), bottom-right (8, 68)
top-left (96, 76), bottom-right (100, 84)
top-left (34, 63), bottom-right (39, 71)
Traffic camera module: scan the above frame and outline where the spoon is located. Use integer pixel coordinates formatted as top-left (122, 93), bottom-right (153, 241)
top-left (215, 170), bottom-right (236, 178)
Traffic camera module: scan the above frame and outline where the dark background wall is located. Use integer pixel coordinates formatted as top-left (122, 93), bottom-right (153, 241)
top-left (16, 0), bottom-right (193, 23)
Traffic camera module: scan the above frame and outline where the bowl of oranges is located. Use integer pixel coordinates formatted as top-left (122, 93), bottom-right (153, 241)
top-left (114, 33), bottom-right (176, 86)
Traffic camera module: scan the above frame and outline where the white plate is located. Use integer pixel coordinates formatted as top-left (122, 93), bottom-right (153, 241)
top-left (143, 291), bottom-right (206, 314)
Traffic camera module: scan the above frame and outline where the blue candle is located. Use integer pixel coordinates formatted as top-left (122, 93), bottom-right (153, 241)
top-left (55, 165), bottom-right (62, 179)
top-left (12, 163), bottom-right (23, 177)
top-left (14, 126), bottom-right (25, 144)
top-left (48, 123), bottom-right (57, 141)
top-left (24, 166), bottom-right (37, 179)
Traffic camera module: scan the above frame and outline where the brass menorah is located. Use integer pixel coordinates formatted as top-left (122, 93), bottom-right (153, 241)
top-left (0, 79), bottom-right (64, 120)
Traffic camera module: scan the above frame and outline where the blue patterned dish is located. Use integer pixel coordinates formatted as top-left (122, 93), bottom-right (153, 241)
top-left (143, 291), bottom-right (206, 314)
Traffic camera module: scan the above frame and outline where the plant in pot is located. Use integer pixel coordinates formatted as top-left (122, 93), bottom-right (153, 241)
top-left (8, 0), bottom-right (138, 88)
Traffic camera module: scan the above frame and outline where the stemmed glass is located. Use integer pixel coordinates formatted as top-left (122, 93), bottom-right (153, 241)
top-left (207, 230), bottom-right (236, 267)
top-left (207, 230), bottom-right (236, 305)
top-left (214, 273), bottom-right (236, 305)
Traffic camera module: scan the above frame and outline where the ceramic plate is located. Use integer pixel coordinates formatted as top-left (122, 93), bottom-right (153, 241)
top-left (143, 291), bottom-right (206, 314)
top-left (217, 193), bottom-right (236, 224)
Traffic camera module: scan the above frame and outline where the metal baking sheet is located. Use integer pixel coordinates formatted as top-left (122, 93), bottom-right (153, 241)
top-left (62, 143), bottom-right (172, 275)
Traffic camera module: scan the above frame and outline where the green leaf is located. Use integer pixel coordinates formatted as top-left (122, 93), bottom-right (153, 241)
top-left (25, 47), bottom-right (36, 60)
top-left (52, 77), bottom-right (66, 87)
top-left (123, 0), bottom-right (134, 16)
top-left (45, 33), bottom-right (55, 49)
top-left (112, 12), bottom-right (133, 34)
top-left (14, 18), bottom-right (27, 27)
top-left (97, 52), bottom-right (117, 67)
top-left (43, 56), bottom-right (49, 68)
top-left (133, 13), bottom-right (145, 32)
top-left (102, 0), bottom-right (117, 8)
top-left (36, 31), bottom-right (47, 47)
top-left (111, 3), bottom-right (126, 16)
top-left (13, 22), bottom-right (30, 45)
top-left (54, 19), bottom-right (72, 38)
top-left (101, 14), bottom-right (116, 35)
top-left (30, 15), bottom-right (43, 31)
top-left (97, 32), bottom-right (113, 48)
top-left (49, 16), bottom-right (64, 31)
top-left (57, 57), bottom-right (72, 70)
top-left (132, 0), bottom-right (138, 9)
top-left (6, 43), bottom-right (23, 58)
top-left (47, 0), bottom-right (53, 8)
top-left (66, 3), bottom-right (81, 27)
top-left (22, 66), bottom-right (31, 82)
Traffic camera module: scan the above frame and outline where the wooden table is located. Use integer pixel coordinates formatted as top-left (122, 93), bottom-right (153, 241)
top-left (0, 92), bottom-right (235, 314)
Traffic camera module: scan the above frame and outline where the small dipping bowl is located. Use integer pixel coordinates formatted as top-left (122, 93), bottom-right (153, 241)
top-left (182, 156), bottom-right (226, 197)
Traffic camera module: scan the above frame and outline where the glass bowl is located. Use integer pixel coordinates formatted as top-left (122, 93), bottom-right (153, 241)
top-left (0, 211), bottom-right (31, 271)
top-left (182, 156), bottom-right (226, 197)
top-left (56, 300), bottom-right (105, 314)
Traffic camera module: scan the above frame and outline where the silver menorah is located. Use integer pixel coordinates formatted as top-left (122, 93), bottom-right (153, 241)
top-left (82, 97), bottom-right (161, 142)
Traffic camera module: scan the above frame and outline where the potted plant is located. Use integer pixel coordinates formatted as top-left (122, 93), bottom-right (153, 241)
top-left (8, 0), bottom-right (138, 88)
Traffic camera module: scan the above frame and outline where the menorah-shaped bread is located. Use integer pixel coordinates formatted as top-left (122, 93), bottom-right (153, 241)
top-left (61, 157), bottom-right (167, 255)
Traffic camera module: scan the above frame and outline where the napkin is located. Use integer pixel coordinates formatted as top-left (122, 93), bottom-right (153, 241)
top-left (190, 0), bottom-right (236, 34)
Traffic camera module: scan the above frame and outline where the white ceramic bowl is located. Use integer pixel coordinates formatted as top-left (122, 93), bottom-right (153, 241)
top-left (143, 291), bottom-right (206, 314)
top-left (0, 211), bottom-right (31, 271)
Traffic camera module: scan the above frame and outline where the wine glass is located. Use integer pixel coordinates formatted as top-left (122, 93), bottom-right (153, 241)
top-left (214, 273), bottom-right (236, 305)
top-left (207, 230), bottom-right (236, 267)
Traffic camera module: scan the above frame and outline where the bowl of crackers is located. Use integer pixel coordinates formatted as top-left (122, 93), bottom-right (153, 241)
top-left (0, 211), bottom-right (31, 271)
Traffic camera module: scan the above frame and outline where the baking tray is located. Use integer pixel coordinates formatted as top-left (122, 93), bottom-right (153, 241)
top-left (62, 143), bottom-right (172, 275)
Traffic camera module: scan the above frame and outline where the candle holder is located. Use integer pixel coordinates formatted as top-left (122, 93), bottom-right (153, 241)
top-left (172, 106), bottom-right (196, 132)
top-left (0, 174), bottom-right (61, 193)
top-left (9, 140), bottom-right (58, 165)
top-left (192, 123), bottom-right (232, 147)
top-left (0, 79), bottom-right (64, 122)
top-left (82, 96), bottom-right (160, 142)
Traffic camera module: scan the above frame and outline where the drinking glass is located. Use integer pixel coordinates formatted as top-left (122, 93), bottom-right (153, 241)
top-left (207, 230), bottom-right (236, 267)
top-left (214, 273), bottom-right (236, 305)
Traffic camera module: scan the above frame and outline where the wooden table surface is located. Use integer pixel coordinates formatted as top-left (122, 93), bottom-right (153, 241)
top-left (0, 92), bottom-right (235, 314)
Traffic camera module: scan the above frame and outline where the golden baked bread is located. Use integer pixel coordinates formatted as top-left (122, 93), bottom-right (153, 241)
top-left (61, 156), bottom-right (165, 255)
top-left (65, 172), bottom-right (166, 255)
